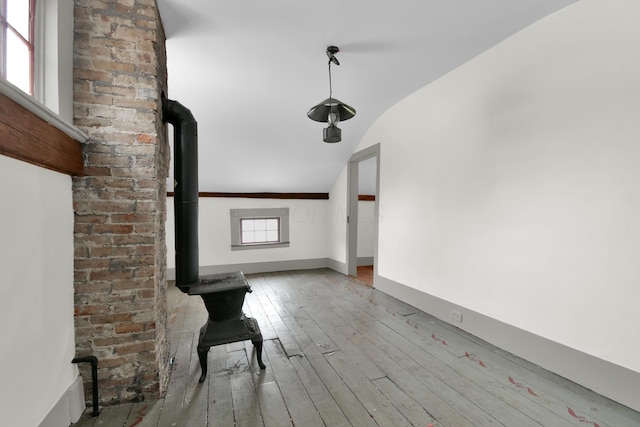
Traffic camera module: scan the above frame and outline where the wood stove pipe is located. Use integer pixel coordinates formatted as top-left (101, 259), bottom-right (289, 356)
top-left (162, 96), bottom-right (199, 293)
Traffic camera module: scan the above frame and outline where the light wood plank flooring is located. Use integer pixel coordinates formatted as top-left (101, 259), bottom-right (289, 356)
top-left (73, 269), bottom-right (640, 426)
top-left (355, 265), bottom-right (374, 287)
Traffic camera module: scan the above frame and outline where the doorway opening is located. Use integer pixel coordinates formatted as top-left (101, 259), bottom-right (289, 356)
top-left (347, 144), bottom-right (380, 287)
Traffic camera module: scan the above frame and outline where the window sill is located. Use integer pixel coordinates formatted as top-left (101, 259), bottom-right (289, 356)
top-left (0, 79), bottom-right (88, 143)
top-left (231, 242), bottom-right (290, 251)
top-left (0, 79), bottom-right (87, 176)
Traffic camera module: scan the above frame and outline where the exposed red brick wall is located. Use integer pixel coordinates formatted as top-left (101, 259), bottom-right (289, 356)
top-left (72, 0), bottom-right (170, 404)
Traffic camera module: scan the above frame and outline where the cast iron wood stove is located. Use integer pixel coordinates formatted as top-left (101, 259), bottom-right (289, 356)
top-left (163, 97), bottom-right (266, 383)
top-left (188, 272), bottom-right (265, 382)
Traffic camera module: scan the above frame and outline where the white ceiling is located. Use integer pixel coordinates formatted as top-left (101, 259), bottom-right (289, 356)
top-left (157, 0), bottom-right (577, 194)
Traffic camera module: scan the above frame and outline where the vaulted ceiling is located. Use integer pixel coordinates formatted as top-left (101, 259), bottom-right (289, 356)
top-left (156, 0), bottom-right (578, 193)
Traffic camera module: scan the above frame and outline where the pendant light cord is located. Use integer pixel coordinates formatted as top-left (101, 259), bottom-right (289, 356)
top-left (328, 60), bottom-right (333, 98)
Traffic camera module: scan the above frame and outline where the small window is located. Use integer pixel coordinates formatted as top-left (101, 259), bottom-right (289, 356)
top-left (1, 0), bottom-right (36, 95)
top-left (240, 217), bottom-right (280, 244)
top-left (231, 208), bottom-right (290, 250)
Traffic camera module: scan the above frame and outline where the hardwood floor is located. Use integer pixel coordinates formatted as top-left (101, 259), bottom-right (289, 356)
top-left (355, 265), bottom-right (374, 286)
top-left (73, 269), bottom-right (640, 427)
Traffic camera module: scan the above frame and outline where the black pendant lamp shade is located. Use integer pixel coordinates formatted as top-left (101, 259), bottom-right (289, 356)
top-left (307, 46), bottom-right (355, 143)
top-left (307, 97), bottom-right (356, 122)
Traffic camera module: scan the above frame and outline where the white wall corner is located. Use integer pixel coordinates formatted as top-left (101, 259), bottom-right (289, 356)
top-left (67, 375), bottom-right (87, 423)
top-left (38, 375), bottom-right (86, 427)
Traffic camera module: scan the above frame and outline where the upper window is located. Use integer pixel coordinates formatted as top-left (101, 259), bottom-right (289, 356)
top-left (1, 0), bottom-right (35, 95)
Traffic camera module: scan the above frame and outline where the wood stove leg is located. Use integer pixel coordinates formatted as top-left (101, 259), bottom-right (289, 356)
top-left (252, 337), bottom-right (266, 369)
top-left (197, 346), bottom-right (210, 383)
top-left (245, 317), bottom-right (266, 370)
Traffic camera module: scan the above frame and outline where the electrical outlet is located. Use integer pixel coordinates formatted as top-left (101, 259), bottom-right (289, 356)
top-left (450, 309), bottom-right (463, 322)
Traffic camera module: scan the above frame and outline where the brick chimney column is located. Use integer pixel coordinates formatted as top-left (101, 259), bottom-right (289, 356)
top-left (72, 0), bottom-right (170, 403)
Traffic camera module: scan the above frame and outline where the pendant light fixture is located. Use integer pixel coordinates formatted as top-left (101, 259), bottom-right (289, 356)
top-left (307, 46), bottom-right (356, 143)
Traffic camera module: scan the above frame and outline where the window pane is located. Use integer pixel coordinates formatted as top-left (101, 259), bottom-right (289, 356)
top-left (242, 231), bottom-right (255, 244)
top-left (6, 32), bottom-right (30, 93)
top-left (266, 219), bottom-right (278, 230)
top-left (8, 0), bottom-right (30, 36)
top-left (254, 219), bottom-right (266, 231)
top-left (254, 230), bottom-right (266, 242)
top-left (3, 0), bottom-right (32, 95)
top-left (266, 230), bottom-right (279, 242)
top-left (241, 219), bottom-right (254, 231)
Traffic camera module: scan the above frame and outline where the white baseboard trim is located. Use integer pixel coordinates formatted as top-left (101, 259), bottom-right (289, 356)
top-left (375, 274), bottom-right (640, 413)
top-left (167, 258), bottom-right (347, 280)
top-left (38, 375), bottom-right (86, 427)
top-left (326, 258), bottom-right (348, 275)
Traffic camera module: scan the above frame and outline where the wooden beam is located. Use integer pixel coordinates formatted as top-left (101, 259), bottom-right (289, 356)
top-left (358, 194), bottom-right (375, 201)
top-left (167, 192), bottom-right (329, 200)
top-left (0, 92), bottom-right (84, 176)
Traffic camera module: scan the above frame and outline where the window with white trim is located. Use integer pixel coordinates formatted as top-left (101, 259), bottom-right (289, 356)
top-left (230, 208), bottom-right (290, 250)
top-left (1, 0), bottom-right (35, 95)
top-left (0, 0), bottom-right (74, 121)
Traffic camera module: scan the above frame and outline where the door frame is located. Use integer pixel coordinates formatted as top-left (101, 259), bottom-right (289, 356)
top-left (346, 143), bottom-right (380, 281)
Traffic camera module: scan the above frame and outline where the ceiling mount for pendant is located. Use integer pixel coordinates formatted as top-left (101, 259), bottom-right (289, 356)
top-left (307, 45), bottom-right (356, 143)
top-left (327, 45), bottom-right (340, 65)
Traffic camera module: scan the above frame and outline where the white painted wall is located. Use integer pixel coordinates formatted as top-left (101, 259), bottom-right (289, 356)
top-left (357, 156), bottom-right (377, 260)
top-left (327, 168), bottom-right (348, 269)
top-left (0, 2), bottom-right (82, 424)
top-left (0, 155), bottom-right (79, 427)
top-left (351, 0), bottom-right (640, 389)
top-left (357, 201), bottom-right (375, 259)
top-left (166, 197), bottom-right (333, 270)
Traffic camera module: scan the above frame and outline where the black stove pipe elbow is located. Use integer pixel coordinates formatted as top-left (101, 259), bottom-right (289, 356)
top-left (162, 97), bottom-right (199, 292)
